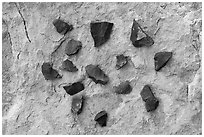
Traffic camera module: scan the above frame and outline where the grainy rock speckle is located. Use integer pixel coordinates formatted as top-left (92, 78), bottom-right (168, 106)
top-left (2, 2), bottom-right (202, 135)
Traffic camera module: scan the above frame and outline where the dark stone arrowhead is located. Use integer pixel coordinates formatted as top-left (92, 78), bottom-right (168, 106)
top-left (71, 95), bottom-right (84, 115)
top-left (116, 54), bottom-right (128, 70)
top-left (63, 82), bottom-right (84, 96)
top-left (140, 85), bottom-right (159, 112)
top-left (53, 19), bottom-right (73, 35)
top-left (140, 85), bottom-right (155, 102)
top-left (90, 22), bottom-right (114, 47)
top-left (94, 111), bottom-right (108, 127)
top-left (60, 59), bottom-right (78, 72)
top-left (41, 62), bottom-right (62, 80)
top-left (145, 98), bottom-right (159, 112)
top-left (85, 65), bottom-right (109, 85)
top-left (114, 81), bottom-right (132, 94)
top-left (130, 19), bottom-right (154, 47)
top-left (154, 52), bottom-right (172, 71)
top-left (65, 39), bottom-right (82, 56)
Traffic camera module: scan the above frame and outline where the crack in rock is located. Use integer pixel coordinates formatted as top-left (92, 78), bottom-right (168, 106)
top-left (14, 3), bottom-right (31, 43)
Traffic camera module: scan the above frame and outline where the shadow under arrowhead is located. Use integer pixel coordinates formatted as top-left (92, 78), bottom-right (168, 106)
top-left (71, 95), bottom-right (84, 115)
top-left (90, 22), bottom-right (114, 47)
top-left (140, 85), bottom-right (159, 112)
top-left (130, 19), bottom-right (154, 47)
top-left (116, 54), bottom-right (128, 70)
top-left (154, 51), bottom-right (172, 71)
top-left (65, 39), bottom-right (82, 56)
top-left (63, 82), bottom-right (84, 96)
top-left (94, 111), bottom-right (108, 127)
top-left (53, 19), bottom-right (73, 35)
top-left (114, 81), bottom-right (132, 94)
top-left (41, 62), bottom-right (62, 80)
top-left (60, 59), bottom-right (78, 72)
top-left (85, 64), bottom-right (109, 85)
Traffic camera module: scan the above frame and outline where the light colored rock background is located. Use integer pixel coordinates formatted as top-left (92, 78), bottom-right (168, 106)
top-left (2, 2), bottom-right (202, 135)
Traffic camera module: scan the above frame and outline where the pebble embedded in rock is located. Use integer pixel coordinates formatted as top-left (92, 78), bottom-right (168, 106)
top-left (130, 19), bottom-right (154, 47)
top-left (94, 111), bottom-right (108, 127)
top-left (71, 95), bottom-right (84, 115)
top-left (60, 59), bottom-right (78, 72)
top-left (90, 22), bottom-right (114, 47)
top-left (41, 62), bottom-right (62, 80)
top-left (53, 19), bottom-right (73, 35)
top-left (65, 39), bottom-right (82, 56)
top-left (145, 98), bottom-right (159, 112)
top-left (114, 81), bottom-right (132, 94)
top-left (154, 51), bottom-right (172, 71)
top-left (63, 82), bottom-right (84, 96)
top-left (140, 85), bottom-right (155, 102)
top-left (85, 64), bottom-right (109, 85)
top-left (140, 85), bottom-right (159, 112)
top-left (116, 54), bottom-right (128, 70)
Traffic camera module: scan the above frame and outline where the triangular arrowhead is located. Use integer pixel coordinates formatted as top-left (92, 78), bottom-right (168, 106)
top-left (154, 52), bottom-right (172, 71)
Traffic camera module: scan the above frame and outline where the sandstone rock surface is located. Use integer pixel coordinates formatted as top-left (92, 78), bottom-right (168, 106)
top-left (2, 2), bottom-right (202, 135)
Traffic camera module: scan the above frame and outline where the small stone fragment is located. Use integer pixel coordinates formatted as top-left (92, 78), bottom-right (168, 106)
top-left (85, 64), bottom-right (109, 85)
top-left (53, 19), bottom-right (73, 35)
top-left (94, 111), bottom-right (108, 127)
top-left (60, 59), bottom-right (78, 72)
top-left (41, 62), bottom-right (62, 80)
top-left (116, 54), bottom-right (128, 70)
top-left (65, 39), bottom-right (82, 56)
top-left (140, 85), bottom-right (159, 112)
top-left (114, 81), bottom-right (132, 94)
top-left (154, 51), bottom-right (172, 71)
top-left (63, 82), bottom-right (84, 96)
top-left (90, 22), bottom-right (114, 47)
top-left (130, 19), bottom-right (154, 47)
top-left (71, 95), bottom-right (84, 115)
top-left (145, 98), bottom-right (159, 112)
top-left (140, 85), bottom-right (155, 102)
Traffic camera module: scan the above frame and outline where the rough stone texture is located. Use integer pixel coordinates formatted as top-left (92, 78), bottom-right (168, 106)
top-left (2, 2), bottom-right (202, 135)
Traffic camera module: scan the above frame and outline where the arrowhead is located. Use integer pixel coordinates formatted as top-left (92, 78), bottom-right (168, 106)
top-left (85, 65), bottom-right (109, 85)
top-left (114, 81), bottom-right (132, 94)
top-left (90, 22), bottom-right (114, 47)
top-left (65, 39), bottom-right (82, 56)
top-left (61, 59), bottom-right (78, 72)
top-left (130, 19), bottom-right (154, 47)
top-left (53, 19), bottom-right (73, 35)
top-left (154, 52), bottom-right (172, 71)
top-left (116, 54), bottom-right (128, 70)
top-left (41, 62), bottom-right (62, 80)
top-left (71, 95), bottom-right (84, 115)
top-left (94, 111), bottom-right (108, 127)
top-left (63, 82), bottom-right (84, 96)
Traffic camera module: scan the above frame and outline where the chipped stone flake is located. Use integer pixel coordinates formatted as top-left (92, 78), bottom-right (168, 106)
top-left (53, 19), bottom-right (73, 35)
top-left (94, 111), bottom-right (108, 127)
top-left (114, 81), bottom-right (132, 94)
top-left (41, 62), bottom-right (62, 80)
top-left (60, 59), bottom-right (78, 72)
top-left (63, 82), bottom-right (84, 96)
top-left (65, 39), bottom-right (82, 56)
top-left (71, 95), bottom-right (84, 115)
top-left (154, 52), bottom-right (172, 71)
